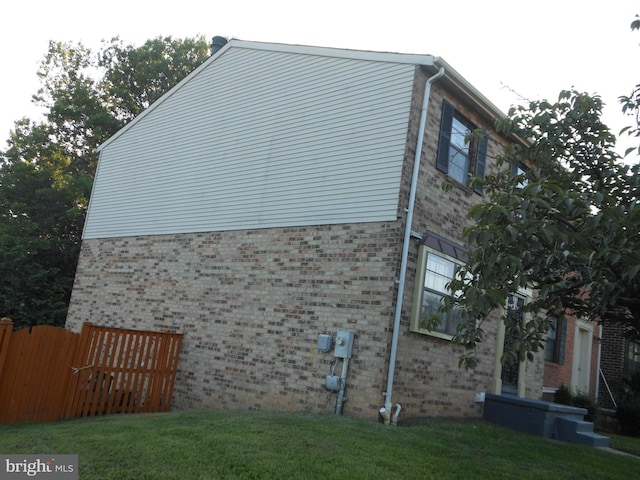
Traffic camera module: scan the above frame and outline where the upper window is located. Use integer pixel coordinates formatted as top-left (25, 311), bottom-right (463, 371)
top-left (410, 232), bottom-right (467, 339)
top-left (511, 160), bottom-right (529, 189)
top-left (436, 100), bottom-right (488, 193)
top-left (545, 317), bottom-right (566, 364)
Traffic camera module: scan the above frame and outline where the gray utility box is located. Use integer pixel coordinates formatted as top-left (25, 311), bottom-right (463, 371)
top-left (334, 331), bottom-right (354, 358)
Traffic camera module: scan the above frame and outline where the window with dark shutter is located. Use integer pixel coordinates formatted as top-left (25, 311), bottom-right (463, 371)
top-left (435, 99), bottom-right (488, 193)
top-left (473, 132), bottom-right (488, 194)
top-left (436, 100), bottom-right (455, 174)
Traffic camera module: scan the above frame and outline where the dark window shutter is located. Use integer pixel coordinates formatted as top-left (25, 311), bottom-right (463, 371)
top-left (510, 159), bottom-right (520, 176)
top-left (558, 318), bottom-right (567, 365)
top-left (473, 131), bottom-right (488, 194)
top-left (436, 100), bottom-right (455, 173)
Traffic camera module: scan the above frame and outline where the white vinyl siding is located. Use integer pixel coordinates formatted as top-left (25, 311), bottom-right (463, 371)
top-left (83, 47), bottom-right (416, 239)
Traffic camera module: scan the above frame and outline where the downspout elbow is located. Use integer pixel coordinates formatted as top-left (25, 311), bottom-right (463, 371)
top-left (391, 403), bottom-right (402, 426)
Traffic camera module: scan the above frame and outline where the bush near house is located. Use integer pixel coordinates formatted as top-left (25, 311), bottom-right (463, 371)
top-left (617, 372), bottom-right (640, 437)
top-left (554, 384), bottom-right (599, 423)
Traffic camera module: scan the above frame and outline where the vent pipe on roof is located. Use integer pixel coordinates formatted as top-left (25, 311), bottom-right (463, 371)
top-left (210, 36), bottom-right (228, 55)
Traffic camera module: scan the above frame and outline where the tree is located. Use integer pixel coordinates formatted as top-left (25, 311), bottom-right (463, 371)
top-left (619, 15), bottom-right (640, 156)
top-left (443, 17), bottom-right (640, 369)
top-left (0, 35), bottom-right (211, 329)
top-left (446, 91), bottom-right (639, 369)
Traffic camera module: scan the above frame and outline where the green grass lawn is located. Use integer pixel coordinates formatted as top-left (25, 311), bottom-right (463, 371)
top-left (0, 410), bottom-right (638, 479)
top-left (608, 431), bottom-right (640, 456)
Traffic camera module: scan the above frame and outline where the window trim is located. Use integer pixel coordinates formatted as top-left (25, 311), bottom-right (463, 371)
top-left (410, 242), bottom-right (466, 341)
top-left (436, 99), bottom-right (488, 194)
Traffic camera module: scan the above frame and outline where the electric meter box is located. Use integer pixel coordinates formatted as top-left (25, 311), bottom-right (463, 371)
top-left (317, 334), bottom-right (332, 352)
top-left (325, 375), bottom-right (341, 391)
top-left (334, 330), bottom-right (355, 358)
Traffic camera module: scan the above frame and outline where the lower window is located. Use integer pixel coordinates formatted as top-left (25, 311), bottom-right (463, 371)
top-left (410, 245), bottom-right (465, 339)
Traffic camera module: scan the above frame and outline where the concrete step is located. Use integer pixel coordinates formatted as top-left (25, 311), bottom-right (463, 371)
top-left (556, 416), bottom-right (610, 448)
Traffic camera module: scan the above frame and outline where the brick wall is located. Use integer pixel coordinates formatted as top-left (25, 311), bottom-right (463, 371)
top-left (599, 322), bottom-right (627, 409)
top-left (66, 222), bottom-right (404, 416)
top-left (384, 69), bottom-right (544, 416)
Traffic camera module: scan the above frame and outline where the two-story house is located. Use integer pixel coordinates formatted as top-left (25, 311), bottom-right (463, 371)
top-left (65, 39), bottom-right (546, 421)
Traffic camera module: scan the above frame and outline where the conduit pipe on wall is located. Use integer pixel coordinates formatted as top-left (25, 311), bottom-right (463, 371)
top-left (335, 358), bottom-right (350, 414)
top-left (382, 66), bottom-right (445, 424)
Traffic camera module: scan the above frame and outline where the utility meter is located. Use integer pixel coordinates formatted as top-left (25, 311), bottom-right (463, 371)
top-left (334, 330), bottom-right (355, 358)
top-left (317, 334), bottom-right (332, 352)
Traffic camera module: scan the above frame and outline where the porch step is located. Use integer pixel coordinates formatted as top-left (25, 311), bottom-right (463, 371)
top-left (555, 417), bottom-right (610, 448)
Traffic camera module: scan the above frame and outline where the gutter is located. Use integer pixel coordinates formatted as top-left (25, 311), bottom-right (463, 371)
top-left (382, 66), bottom-right (445, 425)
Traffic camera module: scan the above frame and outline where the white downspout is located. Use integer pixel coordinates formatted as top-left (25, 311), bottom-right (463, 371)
top-left (382, 66), bottom-right (445, 423)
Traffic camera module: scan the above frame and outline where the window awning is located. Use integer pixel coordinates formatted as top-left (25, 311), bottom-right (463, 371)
top-left (419, 231), bottom-right (468, 262)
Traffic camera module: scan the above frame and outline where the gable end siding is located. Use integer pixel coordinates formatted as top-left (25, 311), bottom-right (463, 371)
top-left (84, 48), bottom-right (416, 239)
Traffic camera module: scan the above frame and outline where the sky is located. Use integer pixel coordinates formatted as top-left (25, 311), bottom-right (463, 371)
top-left (1, 1), bottom-right (639, 160)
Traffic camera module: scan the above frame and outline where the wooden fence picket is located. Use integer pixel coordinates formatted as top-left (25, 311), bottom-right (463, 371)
top-left (0, 318), bottom-right (12, 381)
top-left (64, 323), bottom-right (183, 420)
top-left (0, 321), bottom-right (182, 424)
top-left (0, 324), bottom-right (79, 424)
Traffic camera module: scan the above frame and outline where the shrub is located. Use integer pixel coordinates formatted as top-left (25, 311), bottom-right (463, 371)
top-left (617, 397), bottom-right (640, 437)
top-left (554, 384), bottom-right (574, 406)
top-left (553, 384), bottom-right (599, 423)
top-left (572, 391), bottom-right (599, 423)
top-left (617, 371), bottom-right (640, 437)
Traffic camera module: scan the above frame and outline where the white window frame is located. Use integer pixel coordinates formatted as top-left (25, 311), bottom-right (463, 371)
top-left (410, 245), bottom-right (465, 341)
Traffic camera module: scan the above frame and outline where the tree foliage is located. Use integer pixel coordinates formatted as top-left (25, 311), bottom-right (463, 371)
top-left (619, 15), bottom-right (640, 156)
top-left (0, 35), bottom-right (211, 329)
top-left (448, 92), bottom-right (640, 368)
top-left (445, 17), bottom-right (640, 369)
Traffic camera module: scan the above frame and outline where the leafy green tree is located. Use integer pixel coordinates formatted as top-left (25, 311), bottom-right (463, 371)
top-left (447, 90), bottom-right (639, 369)
top-left (0, 35), bottom-right (211, 329)
top-left (619, 15), bottom-right (640, 156)
top-left (443, 17), bottom-right (640, 369)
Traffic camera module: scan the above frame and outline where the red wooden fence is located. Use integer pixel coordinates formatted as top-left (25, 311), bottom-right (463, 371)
top-left (64, 323), bottom-right (183, 419)
top-left (0, 319), bottom-right (183, 424)
top-left (0, 318), bottom-right (78, 423)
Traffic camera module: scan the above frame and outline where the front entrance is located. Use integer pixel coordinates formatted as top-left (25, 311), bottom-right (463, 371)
top-left (501, 294), bottom-right (525, 395)
top-left (571, 320), bottom-right (593, 394)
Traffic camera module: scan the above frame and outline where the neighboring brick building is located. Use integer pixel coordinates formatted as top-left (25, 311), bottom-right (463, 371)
top-left (598, 322), bottom-right (640, 409)
top-left (542, 315), bottom-right (600, 402)
top-left (65, 40), bottom-right (545, 421)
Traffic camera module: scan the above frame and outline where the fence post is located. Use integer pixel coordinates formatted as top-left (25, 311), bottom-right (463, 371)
top-left (0, 318), bottom-right (13, 381)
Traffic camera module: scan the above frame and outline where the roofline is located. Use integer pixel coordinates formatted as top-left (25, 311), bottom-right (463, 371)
top-left (428, 57), bottom-right (507, 121)
top-left (426, 58), bottom-right (528, 145)
top-left (96, 39), bottom-right (511, 152)
top-left (226, 39), bottom-right (438, 66)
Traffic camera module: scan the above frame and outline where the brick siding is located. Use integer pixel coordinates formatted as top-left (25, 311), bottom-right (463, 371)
top-left (67, 223), bottom-right (404, 415)
top-left (599, 322), bottom-right (628, 409)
